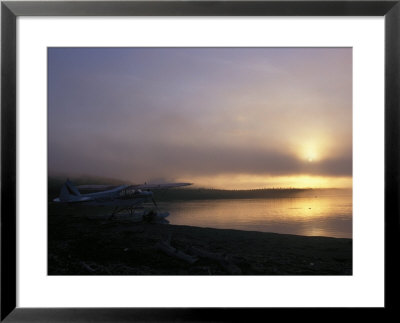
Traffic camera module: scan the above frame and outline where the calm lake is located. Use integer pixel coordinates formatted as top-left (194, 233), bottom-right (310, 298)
top-left (159, 190), bottom-right (352, 238)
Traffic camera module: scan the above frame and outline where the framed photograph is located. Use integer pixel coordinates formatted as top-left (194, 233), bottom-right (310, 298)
top-left (1, 0), bottom-right (399, 320)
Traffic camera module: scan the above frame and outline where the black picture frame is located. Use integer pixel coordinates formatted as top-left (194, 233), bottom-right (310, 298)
top-left (1, 0), bottom-right (399, 321)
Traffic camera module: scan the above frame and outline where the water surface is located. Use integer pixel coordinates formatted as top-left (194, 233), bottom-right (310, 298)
top-left (159, 190), bottom-right (352, 238)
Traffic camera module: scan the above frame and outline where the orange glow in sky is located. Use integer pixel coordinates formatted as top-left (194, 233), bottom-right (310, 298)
top-left (176, 174), bottom-right (352, 190)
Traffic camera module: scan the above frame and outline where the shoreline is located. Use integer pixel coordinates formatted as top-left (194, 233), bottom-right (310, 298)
top-left (48, 212), bottom-right (352, 275)
top-left (162, 220), bottom-right (352, 240)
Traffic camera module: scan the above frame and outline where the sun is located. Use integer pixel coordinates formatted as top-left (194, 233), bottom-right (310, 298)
top-left (303, 147), bottom-right (318, 163)
top-left (291, 136), bottom-right (330, 164)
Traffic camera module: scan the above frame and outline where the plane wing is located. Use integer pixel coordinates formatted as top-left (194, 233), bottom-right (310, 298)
top-left (76, 183), bottom-right (192, 192)
top-left (129, 183), bottom-right (192, 190)
top-left (76, 184), bottom-right (121, 191)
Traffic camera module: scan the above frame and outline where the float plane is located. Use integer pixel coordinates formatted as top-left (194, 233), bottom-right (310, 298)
top-left (53, 180), bottom-right (192, 221)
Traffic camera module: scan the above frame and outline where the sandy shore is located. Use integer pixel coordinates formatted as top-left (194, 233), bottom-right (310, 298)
top-left (48, 209), bottom-right (352, 275)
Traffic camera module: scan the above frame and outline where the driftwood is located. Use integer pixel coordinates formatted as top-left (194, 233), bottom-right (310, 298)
top-left (155, 234), bottom-right (241, 274)
top-left (80, 262), bottom-right (95, 273)
top-left (188, 246), bottom-right (225, 261)
top-left (188, 246), bottom-right (242, 275)
top-left (156, 240), bottom-right (198, 264)
top-left (218, 259), bottom-right (242, 275)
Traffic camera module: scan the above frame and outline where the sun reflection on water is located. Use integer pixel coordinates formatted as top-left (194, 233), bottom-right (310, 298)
top-left (163, 190), bottom-right (352, 238)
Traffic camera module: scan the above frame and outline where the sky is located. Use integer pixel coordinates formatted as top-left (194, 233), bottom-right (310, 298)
top-left (48, 47), bottom-right (352, 189)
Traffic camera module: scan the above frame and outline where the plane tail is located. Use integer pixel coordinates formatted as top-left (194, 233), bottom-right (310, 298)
top-left (57, 180), bottom-right (81, 202)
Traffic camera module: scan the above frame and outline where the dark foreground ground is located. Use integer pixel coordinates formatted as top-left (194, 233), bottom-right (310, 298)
top-left (48, 204), bottom-right (352, 275)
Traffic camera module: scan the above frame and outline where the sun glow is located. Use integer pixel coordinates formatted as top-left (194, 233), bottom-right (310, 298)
top-left (291, 135), bottom-right (332, 163)
top-left (300, 142), bottom-right (321, 162)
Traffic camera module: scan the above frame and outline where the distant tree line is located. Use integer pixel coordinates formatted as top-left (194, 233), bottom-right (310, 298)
top-left (48, 175), bottom-right (345, 201)
top-left (152, 187), bottom-right (312, 201)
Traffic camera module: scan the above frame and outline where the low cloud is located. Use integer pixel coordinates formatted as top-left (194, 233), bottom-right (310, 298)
top-left (48, 47), bottom-right (352, 187)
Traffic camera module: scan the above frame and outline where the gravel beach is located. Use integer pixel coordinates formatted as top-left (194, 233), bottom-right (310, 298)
top-left (48, 206), bottom-right (352, 275)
